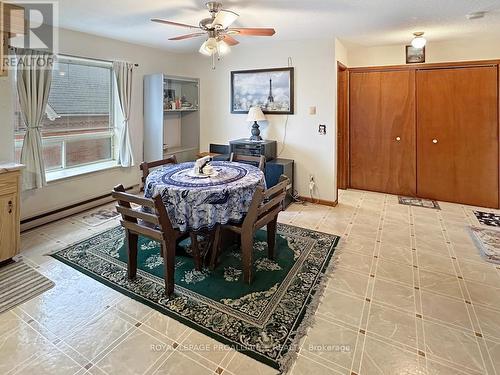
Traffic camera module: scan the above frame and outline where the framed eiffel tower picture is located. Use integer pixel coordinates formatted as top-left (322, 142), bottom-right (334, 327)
top-left (231, 67), bottom-right (295, 114)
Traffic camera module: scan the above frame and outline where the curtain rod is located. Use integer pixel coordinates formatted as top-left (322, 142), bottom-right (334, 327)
top-left (59, 53), bottom-right (139, 67)
top-left (8, 46), bottom-right (52, 55)
top-left (8, 47), bottom-right (139, 67)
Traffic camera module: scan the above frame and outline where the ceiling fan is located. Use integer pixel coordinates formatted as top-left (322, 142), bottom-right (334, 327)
top-left (151, 1), bottom-right (276, 68)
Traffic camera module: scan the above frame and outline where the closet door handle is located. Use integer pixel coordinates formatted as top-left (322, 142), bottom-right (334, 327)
top-left (395, 136), bottom-right (401, 141)
top-left (8, 200), bottom-right (13, 214)
top-left (432, 139), bottom-right (438, 144)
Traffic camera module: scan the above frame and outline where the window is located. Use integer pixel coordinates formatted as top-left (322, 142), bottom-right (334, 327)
top-left (14, 56), bottom-right (116, 180)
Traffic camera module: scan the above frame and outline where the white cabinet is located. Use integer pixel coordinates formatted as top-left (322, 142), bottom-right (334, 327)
top-left (143, 74), bottom-right (200, 163)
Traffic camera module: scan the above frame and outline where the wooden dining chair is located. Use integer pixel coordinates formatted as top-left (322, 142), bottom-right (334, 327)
top-left (229, 153), bottom-right (266, 172)
top-left (139, 155), bottom-right (177, 191)
top-left (210, 175), bottom-right (289, 283)
top-left (112, 184), bottom-right (194, 296)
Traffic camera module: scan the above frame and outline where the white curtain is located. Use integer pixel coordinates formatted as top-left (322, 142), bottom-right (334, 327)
top-left (16, 50), bottom-right (54, 190)
top-left (113, 61), bottom-right (134, 167)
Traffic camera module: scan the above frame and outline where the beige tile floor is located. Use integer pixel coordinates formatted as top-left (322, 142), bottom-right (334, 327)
top-left (2, 189), bottom-right (500, 374)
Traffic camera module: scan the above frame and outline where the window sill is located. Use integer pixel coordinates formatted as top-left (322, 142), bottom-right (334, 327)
top-left (46, 160), bottom-right (120, 183)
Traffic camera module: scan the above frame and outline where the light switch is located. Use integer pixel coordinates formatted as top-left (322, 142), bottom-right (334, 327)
top-left (309, 106), bottom-right (317, 115)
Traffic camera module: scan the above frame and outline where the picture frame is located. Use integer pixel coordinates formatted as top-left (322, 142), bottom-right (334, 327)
top-left (406, 45), bottom-right (426, 64)
top-left (231, 67), bottom-right (294, 114)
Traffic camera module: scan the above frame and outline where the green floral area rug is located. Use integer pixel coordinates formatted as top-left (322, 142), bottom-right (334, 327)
top-left (51, 223), bottom-right (340, 372)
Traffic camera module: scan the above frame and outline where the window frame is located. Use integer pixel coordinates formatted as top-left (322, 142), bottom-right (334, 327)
top-left (14, 54), bottom-right (119, 182)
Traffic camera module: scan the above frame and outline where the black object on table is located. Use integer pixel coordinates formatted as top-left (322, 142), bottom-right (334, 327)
top-left (229, 139), bottom-right (277, 161)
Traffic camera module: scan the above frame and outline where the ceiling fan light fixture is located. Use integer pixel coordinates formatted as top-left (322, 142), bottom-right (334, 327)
top-left (217, 40), bottom-right (230, 55)
top-left (154, 1), bottom-right (275, 69)
top-left (199, 42), bottom-right (211, 56)
top-left (199, 37), bottom-right (218, 55)
top-left (206, 37), bottom-right (218, 49)
top-left (411, 32), bottom-right (426, 49)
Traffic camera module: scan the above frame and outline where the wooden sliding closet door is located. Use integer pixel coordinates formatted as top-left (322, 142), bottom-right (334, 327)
top-left (350, 70), bottom-right (416, 195)
top-left (417, 66), bottom-right (499, 208)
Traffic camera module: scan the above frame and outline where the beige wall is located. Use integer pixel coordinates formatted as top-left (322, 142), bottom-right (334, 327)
top-left (0, 28), bottom-right (194, 220)
top-left (1, 30), bottom-right (340, 219)
top-left (184, 39), bottom-right (338, 202)
top-left (346, 36), bottom-right (500, 67)
top-left (335, 38), bottom-right (349, 66)
top-left (7, 31), bottom-right (496, 218)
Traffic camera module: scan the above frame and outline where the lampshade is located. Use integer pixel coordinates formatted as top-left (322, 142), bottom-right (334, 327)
top-left (199, 38), bottom-right (231, 56)
top-left (217, 40), bottom-right (230, 56)
top-left (247, 106), bottom-right (266, 122)
top-left (199, 37), bottom-right (218, 56)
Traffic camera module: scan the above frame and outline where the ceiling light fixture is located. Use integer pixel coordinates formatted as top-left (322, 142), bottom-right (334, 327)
top-left (411, 32), bottom-right (426, 49)
top-left (151, 2), bottom-right (276, 70)
top-left (199, 37), bottom-right (218, 55)
top-left (217, 40), bottom-right (230, 55)
top-left (199, 37), bottom-right (231, 69)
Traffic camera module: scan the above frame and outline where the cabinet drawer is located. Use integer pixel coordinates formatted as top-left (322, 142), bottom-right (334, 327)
top-left (0, 172), bottom-right (19, 195)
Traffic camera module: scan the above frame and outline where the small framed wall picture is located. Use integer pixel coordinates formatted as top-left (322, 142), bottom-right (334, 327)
top-left (406, 45), bottom-right (425, 64)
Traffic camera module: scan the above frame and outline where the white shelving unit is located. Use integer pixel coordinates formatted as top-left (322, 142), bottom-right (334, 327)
top-left (143, 74), bottom-right (200, 163)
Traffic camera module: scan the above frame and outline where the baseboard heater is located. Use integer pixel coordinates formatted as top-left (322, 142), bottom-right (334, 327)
top-left (20, 185), bottom-right (139, 233)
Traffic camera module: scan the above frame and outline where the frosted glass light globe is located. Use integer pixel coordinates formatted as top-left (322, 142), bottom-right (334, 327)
top-left (411, 36), bottom-right (426, 49)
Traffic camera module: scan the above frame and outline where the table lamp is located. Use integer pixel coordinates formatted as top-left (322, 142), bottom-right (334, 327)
top-left (246, 106), bottom-right (267, 141)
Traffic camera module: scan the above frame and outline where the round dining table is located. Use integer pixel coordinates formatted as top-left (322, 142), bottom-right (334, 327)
top-left (144, 161), bottom-right (266, 233)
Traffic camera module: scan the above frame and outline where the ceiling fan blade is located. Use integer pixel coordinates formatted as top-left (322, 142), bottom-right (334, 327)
top-left (222, 35), bottom-right (239, 46)
top-left (169, 32), bottom-right (206, 41)
top-left (151, 18), bottom-right (200, 29)
top-left (228, 28), bottom-right (276, 36)
top-left (211, 9), bottom-right (239, 29)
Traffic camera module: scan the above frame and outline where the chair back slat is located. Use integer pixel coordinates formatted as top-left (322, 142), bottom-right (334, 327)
top-left (140, 155), bottom-right (177, 191)
top-left (111, 191), bottom-right (156, 208)
top-left (257, 176), bottom-right (289, 218)
top-left (113, 184), bottom-right (176, 242)
top-left (254, 206), bottom-right (282, 230)
top-left (120, 220), bottom-right (164, 241)
top-left (230, 153), bottom-right (266, 172)
top-left (116, 206), bottom-right (159, 225)
top-left (253, 175), bottom-right (289, 227)
top-left (141, 155), bottom-right (177, 170)
top-left (241, 175), bottom-right (289, 232)
top-left (263, 178), bottom-right (289, 200)
top-left (257, 191), bottom-right (286, 217)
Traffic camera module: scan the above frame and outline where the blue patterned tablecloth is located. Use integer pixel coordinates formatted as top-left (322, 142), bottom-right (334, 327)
top-left (144, 161), bottom-right (265, 232)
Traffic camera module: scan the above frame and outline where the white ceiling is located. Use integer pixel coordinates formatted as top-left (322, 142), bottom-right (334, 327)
top-left (56, 0), bottom-right (500, 52)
